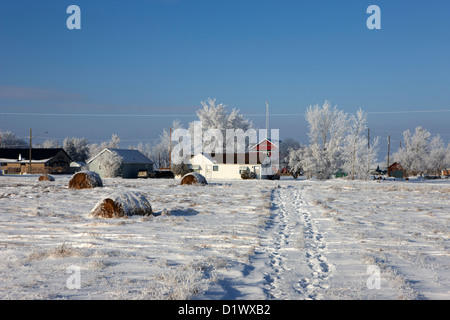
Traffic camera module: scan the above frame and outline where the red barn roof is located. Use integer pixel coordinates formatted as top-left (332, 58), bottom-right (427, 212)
top-left (249, 139), bottom-right (279, 152)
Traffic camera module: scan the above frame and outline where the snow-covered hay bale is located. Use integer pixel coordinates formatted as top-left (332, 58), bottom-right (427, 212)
top-left (38, 174), bottom-right (55, 182)
top-left (69, 171), bottom-right (103, 189)
top-left (89, 191), bottom-right (153, 218)
top-left (180, 172), bottom-right (207, 185)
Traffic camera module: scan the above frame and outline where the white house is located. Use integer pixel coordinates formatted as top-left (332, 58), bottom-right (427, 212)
top-left (189, 139), bottom-right (280, 180)
top-left (190, 153), bottom-right (262, 180)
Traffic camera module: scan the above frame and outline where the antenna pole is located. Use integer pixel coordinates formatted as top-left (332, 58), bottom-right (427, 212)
top-left (265, 101), bottom-right (269, 140)
top-left (169, 127), bottom-right (172, 170)
top-left (29, 128), bottom-right (32, 174)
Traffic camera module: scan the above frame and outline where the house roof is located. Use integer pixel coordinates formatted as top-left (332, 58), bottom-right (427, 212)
top-left (192, 152), bottom-right (263, 165)
top-left (249, 138), bottom-right (279, 152)
top-left (0, 148), bottom-right (70, 163)
top-left (388, 162), bottom-right (404, 169)
top-left (88, 148), bottom-right (154, 164)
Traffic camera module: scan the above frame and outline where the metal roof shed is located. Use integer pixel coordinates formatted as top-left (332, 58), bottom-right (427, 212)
top-left (87, 148), bottom-right (154, 179)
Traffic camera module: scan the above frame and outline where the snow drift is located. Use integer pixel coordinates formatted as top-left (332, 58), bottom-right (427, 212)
top-left (89, 191), bottom-right (153, 218)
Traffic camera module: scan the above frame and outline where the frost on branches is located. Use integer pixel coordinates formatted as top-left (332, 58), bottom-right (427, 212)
top-left (393, 127), bottom-right (450, 176)
top-left (342, 109), bottom-right (379, 180)
top-left (188, 98), bottom-right (254, 153)
top-left (288, 101), bottom-right (379, 180)
top-left (96, 150), bottom-right (123, 178)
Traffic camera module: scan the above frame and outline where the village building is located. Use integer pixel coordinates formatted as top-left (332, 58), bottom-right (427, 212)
top-left (0, 148), bottom-right (73, 174)
top-left (387, 162), bottom-right (406, 178)
top-left (190, 152), bottom-right (262, 180)
top-left (87, 148), bottom-right (154, 179)
top-left (189, 138), bottom-right (280, 180)
top-left (248, 138), bottom-right (279, 179)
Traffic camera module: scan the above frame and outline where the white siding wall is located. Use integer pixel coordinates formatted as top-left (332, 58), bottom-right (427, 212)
top-left (190, 154), bottom-right (261, 180)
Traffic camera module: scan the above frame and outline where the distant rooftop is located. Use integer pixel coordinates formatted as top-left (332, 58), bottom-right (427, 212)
top-left (88, 148), bottom-right (154, 164)
top-left (0, 148), bottom-right (69, 162)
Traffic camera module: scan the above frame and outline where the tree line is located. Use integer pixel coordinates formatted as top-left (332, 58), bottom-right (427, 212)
top-left (285, 101), bottom-right (450, 179)
top-left (2, 99), bottom-right (449, 179)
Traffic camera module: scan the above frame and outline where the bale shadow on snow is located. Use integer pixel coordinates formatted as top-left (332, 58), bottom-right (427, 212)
top-left (153, 208), bottom-right (200, 217)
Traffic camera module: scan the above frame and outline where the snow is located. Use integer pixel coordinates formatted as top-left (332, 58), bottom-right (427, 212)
top-left (89, 191), bottom-right (153, 218)
top-left (0, 174), bottom-right (448, 300)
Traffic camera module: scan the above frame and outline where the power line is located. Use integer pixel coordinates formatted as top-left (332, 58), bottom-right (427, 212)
top-left (0, 112), bottom-right (197, 117)
top-left (1, 109), bottom-right (450, 118)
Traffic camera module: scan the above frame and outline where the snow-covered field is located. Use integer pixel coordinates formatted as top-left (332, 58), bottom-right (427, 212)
top-left (0, 174), bottom-right (449, 300)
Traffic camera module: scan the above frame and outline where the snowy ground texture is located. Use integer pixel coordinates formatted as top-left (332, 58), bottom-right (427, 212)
top-left (0, 175), bottom-right (449, 300)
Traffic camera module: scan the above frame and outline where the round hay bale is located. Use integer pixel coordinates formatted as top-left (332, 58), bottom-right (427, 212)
top-left (69, 171), bottom-right (103, 189)
top-left (89, 191), bottom-right (153, 218)
top-left (180, 172), bottom-right (207, 185)
top-left (38, 174), bottom-right (55, 182)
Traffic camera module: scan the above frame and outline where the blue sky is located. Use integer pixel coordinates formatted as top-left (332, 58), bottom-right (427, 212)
top-left (0, 0), bottom-right (449, 157)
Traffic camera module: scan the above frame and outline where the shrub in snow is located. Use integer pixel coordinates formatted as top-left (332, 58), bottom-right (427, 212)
top-left (69, 171), bottom-right (103, 189)
top-left (96, 150), bottom-right (123, 178)
top-left (171, 163), bottom-right (191, 177)
top-left (38, 174), bottom-right (55, 182)
top-left (89, 191), bottom-right (153, 218)
top-left (240, 169), bottom-right (256, 179)
top-left (180, 172), bottom-right (207, 185)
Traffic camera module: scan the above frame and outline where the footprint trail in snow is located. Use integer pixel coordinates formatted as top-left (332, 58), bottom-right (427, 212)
top-left (222, 185), bottom-right (335, 300)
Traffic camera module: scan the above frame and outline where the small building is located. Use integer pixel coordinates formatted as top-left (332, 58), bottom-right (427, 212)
top-left (190, 152), bottom-right (263, 180)
top-left (0, 148), bottom-right (73, 174)
top-left (70, 161), bottom-right (85, 173)
top-left (388, 162), bottom-right (405, 178)
top-left (87, 148), bottom-right (154, 179)
top-left (248, 138), bottom-right (279, 179)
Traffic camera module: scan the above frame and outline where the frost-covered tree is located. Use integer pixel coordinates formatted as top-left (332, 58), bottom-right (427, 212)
top-left (301, 101), bottom-right (349, 179)
top-left (63, 137), bottom-right (89, 162)
top-left (287, 145), bottom-right (306, 177)
top-left (97, 150), bottom-right (123, 178)
top-left (188, 98), bottom-right (254, 153)
top-left (88, 134), bottom-right (121, 159)
top-left (445, 143), bottom-right (450, 171)
top-left (150, 120), bottom-right (184, 168)
top-left (38, 139), bottom-right (58, 148)
top-left (394, 127), bottom-right (431, 176)
top-left (0, 130), bottom-right (28, 148)
top-left (279, 138), bottom-right (302, 170)
top-left (428, 135), bottom-right (447, 175)
top-left (342, 109), bottom-right (379, 180)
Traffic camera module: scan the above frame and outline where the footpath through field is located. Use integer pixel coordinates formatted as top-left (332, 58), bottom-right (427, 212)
top-left (202, 185), bottom-right (335, 300)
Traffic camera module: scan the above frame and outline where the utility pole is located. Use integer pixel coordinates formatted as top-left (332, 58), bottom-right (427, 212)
top-left (387, 133), bottom-right (390, 174)
top-left (169, 127), bottom-right (172, 170)
top-left (265, 101), bottom-right (269, 141)
top-left (29, 128), bottom-right (32, 174)
top-left (366, 128), bottom-right (370, 180)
